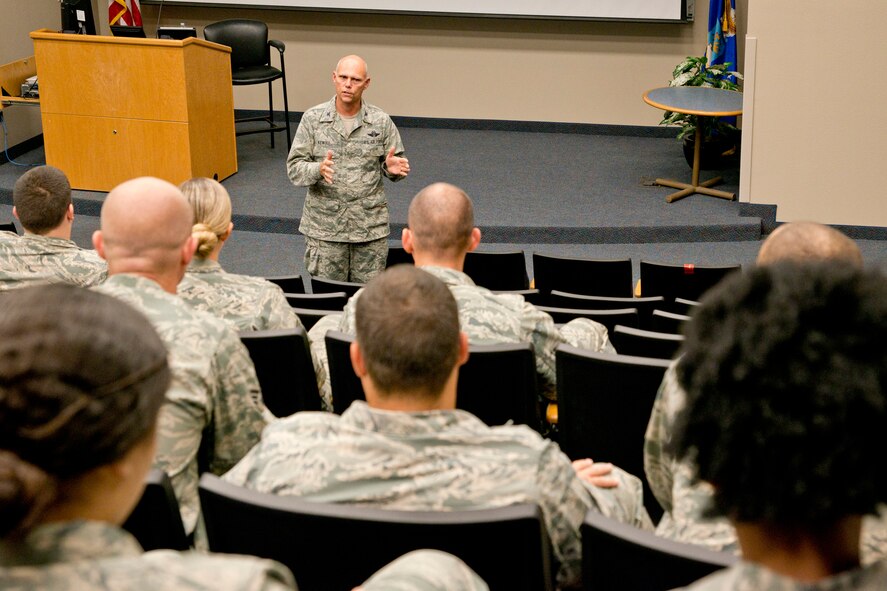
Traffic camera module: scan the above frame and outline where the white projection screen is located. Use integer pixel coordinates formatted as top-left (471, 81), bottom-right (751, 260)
top-left (148, 1), bottom-right (690, 22)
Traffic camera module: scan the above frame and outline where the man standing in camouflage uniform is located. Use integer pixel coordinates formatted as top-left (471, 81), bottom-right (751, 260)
top-left (225, 265), bottom-right (651, 589)
top-left (0, 165), bottom-right (106, 289)
top-left (671, 263), bottom-right (887, 590)
top-left (93, 177), bottom-right (269, 537)
top-left (308, 182), bottom-right (615, 409)
top-left (287, 54), bottom-right (409, 282)
top-left (645, 222), bottom-right (887, 564)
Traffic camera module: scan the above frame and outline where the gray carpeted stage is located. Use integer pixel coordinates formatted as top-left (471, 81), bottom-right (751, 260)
top-left (2, 122), bottom-right (886, 283)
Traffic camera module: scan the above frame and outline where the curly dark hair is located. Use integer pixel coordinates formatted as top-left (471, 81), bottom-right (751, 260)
top-left (674, 262), bottom-right (887, 525)
top-left (0, 285), bottom-right (170, 537)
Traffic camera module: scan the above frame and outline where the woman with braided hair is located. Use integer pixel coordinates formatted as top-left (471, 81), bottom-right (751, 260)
top-left (176, 177), bottom-right (305, 332)
top-left (0, 284), bottom-right (295, 589)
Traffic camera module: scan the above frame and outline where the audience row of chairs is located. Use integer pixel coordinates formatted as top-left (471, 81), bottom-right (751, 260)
top-left (124, 469), bottom-right (735, 591)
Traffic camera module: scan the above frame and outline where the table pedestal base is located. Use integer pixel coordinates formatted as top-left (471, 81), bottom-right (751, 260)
top-left (654, 176), bottom-right (735, 203)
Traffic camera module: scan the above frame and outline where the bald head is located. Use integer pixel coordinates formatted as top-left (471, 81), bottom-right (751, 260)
top-left (407, 183), bottom-right (476, 259)
top-left (336, 54), bottom-right (368, 77)
top-left (757, 222), bottom-right (863, 268)
top-left (95, 177), bottom-right (195, 282)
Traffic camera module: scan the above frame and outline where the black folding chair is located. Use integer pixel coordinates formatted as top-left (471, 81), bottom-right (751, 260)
top-left (532, 253), bottom-right (633, 299)
top-left (536, 305), bottom-right (639, 332)
top-left (309, 276), bottom-right (363, 298)
top-left (240, 328), bottom-right (321, 417)
top-left (284, 291), bottom-right (347, 311)
top-left (610, 325), bottom-right (685, 360)
top-left (122, 468), bottom-right (189, 551)
top-left (464, 250), bottom-right (529, 291)
top-left (639, 260), bottom-right (740, 302)
top-left (548, 291), bottom-right (665, 330)
top-left (265, 275), bottom-right (305, 294)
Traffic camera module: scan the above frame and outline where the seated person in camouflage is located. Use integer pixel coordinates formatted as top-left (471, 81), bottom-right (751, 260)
top-left (225, 265), bottom-right (651, 589)
top-left (0, 165), bottom-right (106, 290)
top-left (176, 177), bottom-right (305, 332)
top-left (0, 285), bottom-right (295, 590)
top-left (645, 222), bottom-right (887, 562)
top-left (672, 263), bottom-right (887, 590)
top-left (358, 550), bottom-right (488, 591)
top-left (93, 177), bottom-right (269, 538)
top-left (308, 182), bottom-right (615, 410)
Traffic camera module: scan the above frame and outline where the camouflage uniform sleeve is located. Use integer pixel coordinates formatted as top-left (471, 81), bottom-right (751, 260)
top-left (360, 550), bottom-right (489, 591)
top-left (262, 285), bottom-right (305, 332)
top-left (644, 361), bottom-right (684, 514)
top-left (306, 313), bottom-right (345, 412)
top-left (206, 329), bottom-right (269, 474)
top-left (559, 318), bottom-right (617, 354)
top-left (534, 442), bottom-right (593, 589)
top-left (381, 117), bottom-right (407, 182)
top-left (286, 113), bottom-right (324, 187)
top-left (580, 466), bottom-right (653, 531)
top-left (517, 301), bottom-right (564, 398)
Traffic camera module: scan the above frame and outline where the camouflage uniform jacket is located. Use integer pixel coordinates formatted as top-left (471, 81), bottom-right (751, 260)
top-left (224, 401), bottom-right (651, 588)
top-left (286, 97), bottom-right (405, 243)
top-left (95, 274), bottom-right (268, 534)
top-left (645, 362), bottom-right (887, 563)
top-left (305, 265), bottom-right (616, 408)
top-left (675, 559), bottom-right (887, 591)
top-left (0, 231), bottom-right (106, 290)
top-left (360, 550), bottom-right (488, 591)
top-left (0, 520), bottom-right (295, 590)
top-left (177, 258), bottom-right (305, 332)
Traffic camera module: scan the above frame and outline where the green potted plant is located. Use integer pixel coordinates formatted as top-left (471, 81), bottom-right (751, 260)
top-left (660, 56), bottom-right (743, 169)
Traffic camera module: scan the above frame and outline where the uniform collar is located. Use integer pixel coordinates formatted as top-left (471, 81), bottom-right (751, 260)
top-left (0, 521), bottom-right (142, 566)
top-left (340, 400), bottom-right (486, 437)
top-left (187, 258), bottom-right (224, 274)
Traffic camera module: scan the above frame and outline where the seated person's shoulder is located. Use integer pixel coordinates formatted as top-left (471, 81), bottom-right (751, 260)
top-left (141, 549), bottom-right (296, 590)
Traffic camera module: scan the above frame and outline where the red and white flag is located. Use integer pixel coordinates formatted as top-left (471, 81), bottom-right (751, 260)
top-left (109, 0), bottom-right (142, 27)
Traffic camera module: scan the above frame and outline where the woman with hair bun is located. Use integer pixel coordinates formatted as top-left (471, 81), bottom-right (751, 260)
top-left (0, 284), bottom-right (296, 589)
top-left (176, 177), bottom-right (304, 332)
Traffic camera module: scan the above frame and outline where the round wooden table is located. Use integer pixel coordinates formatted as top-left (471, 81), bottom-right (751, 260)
top-left (643, 86), bottom-right (743, 203)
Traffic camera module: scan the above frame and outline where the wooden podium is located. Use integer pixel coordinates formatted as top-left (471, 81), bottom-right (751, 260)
top-left (30, 30), bottom-right (237, 192)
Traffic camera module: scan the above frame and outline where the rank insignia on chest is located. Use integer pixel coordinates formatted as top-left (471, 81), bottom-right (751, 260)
top-left (367, 131), bottom-right (380, 137)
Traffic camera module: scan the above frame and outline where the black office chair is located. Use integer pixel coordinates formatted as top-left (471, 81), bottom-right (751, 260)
top-left (265, 274), bottom-right (305, 294)
top-left (284, 291), bottom-right (348, 311)
top-left (291, 307), bottom-right (334, 332)
top-left (651, 309), bottom-right (692, 334)
top-left (639, 260), bottom-right (740, 302)
top-left (309, 276), bottom-right (363, 298)
top-left (199, 474), bottom-right (555, 591)
top-left (326, 332), bottom-right (541, 429)
top-left (581, 510), bottom-right (736, 590)
top-left (536, 305), bottom-right (639, 332)
top-left (240, 328), bottom-right (321, 417)
top-left (386, 245), bottom-right (414, 268)
top-left (556, 346), bottom-right (670, 523)
top-left (532, 253), bottom-right (633, 299)
top-left (548, 291), bottom-right (665, 330)
top-left (463, 250), bottom-right (529, 291)
top-left (610, 325), bottom-right (685, 360)
top-left (122, 469), bottom-right (189, 551)
top-left (203, 19), bottom-right (291, 148)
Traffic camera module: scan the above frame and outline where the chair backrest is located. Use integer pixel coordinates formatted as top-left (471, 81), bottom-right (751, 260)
top-left (651, 309), bottom-right (691, 334)
top-left (265, 274), bottom-right (305, 294)
top-left (326, 332), bottom-right (541, 429)
top-left (536, 305), bottom-right (639, 331)
top-left (532, 253), bottom-right (633, 299)
top-left (122, 468), bottom-right (189, 551)
top-left (581, 510), bottom-right (736, 590)
top-left (284, 291), bottom-right (347, 311)
top-left (0, 222), bottom-right (18, 234)
top-left (610, 325), bottom-right (685, 360)
top-left (639, 260), bottom-right (740, 302)
top-left (204, 19), bottom-right (270, 70)
top-left (548, 291), bottom-right (665, 330)
top-left (492, 288), bottom-right (543, 306)
top-left (463, 250), bottom-right (529, 291)
top-left (199, 474), bottom-right (555, 591)
top-left (672, 297), bottom-right (701, 315)
top-left (386, 245), bottom-right (414, 268)
top-left (556, 346), bottom-right (670, 522)
top-left (290, 307), bottom-right (332, 332)
top-left (457, 342), bottom-right (541, 430)
top-left (240, 328), bottom-right (321, 417)
top-left (325, 331), bottom-right (364, 414)
top-left (310, 276), bottom-right (364, 298)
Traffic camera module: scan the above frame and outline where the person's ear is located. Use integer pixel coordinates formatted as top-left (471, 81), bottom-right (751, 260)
top-left (350, 341), bottom-right (368, 378)
top-left (467, 228), bottom-right (481, 252)
top-left (66, 203), bottom-right (74, 221)
top-left (220, 222), bottom-right (233, 243)
top-left (457, 332), bottom-right (470, 367)
top-left (93, 230), bottom-right (106, 259)
top-left (182, 235), bottom-right (197, 266)
top-left (402, 228), bottom-right (415, 254)
top-left (12, 206), bottom-right (18, 221)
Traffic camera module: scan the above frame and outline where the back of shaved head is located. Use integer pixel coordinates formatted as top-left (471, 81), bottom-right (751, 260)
top-left (757, 222), bottom-right (862, 268)
top-left (100, 177), bottom-right (193, 269)
top-left (407, 183), bottom-right (475, 258)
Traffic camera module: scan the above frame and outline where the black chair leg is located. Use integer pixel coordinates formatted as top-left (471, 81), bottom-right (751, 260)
top-left (268, 81), bottom-right (275, 149)
top-left (280, 58), bottom-right (291, 147)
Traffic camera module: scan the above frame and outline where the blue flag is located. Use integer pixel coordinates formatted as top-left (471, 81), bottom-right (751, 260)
top-left (706, 0), bottom-right (737, 77)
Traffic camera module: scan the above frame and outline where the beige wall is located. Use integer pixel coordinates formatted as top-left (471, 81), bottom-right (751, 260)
top-left (742, 0), bottom-right (887, 226)
top-left (139, 2), bottom-right (746, 125)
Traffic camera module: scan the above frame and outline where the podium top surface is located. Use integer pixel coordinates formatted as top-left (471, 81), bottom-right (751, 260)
top-left (29, 29), bottom-right (231, 54)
